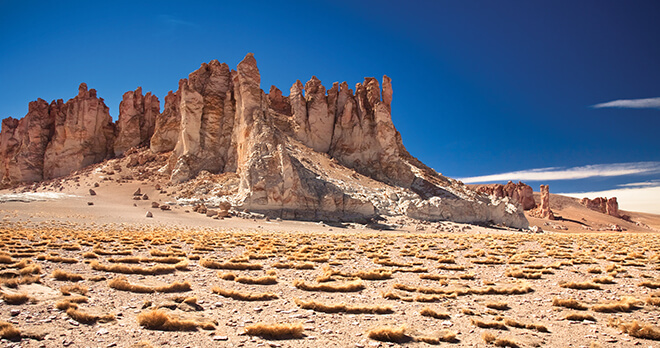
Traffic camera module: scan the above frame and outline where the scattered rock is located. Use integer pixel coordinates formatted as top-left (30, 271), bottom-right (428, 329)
top-left (89, 189), bottom-right (96, 196)
top-left (87, 201), bottom-right (94, 206)
top-left (146, 211), bottom-right (153, 218)
top-left (151, 202), bottom-right (160, 208)
top-left (159, 205), bottom-right (171, 211)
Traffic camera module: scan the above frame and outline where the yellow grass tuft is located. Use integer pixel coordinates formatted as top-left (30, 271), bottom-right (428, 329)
top-left (90, 261), bottom-right (176, 275)
top-left (108, 276), bottom-right (191, 293)
top-left (137, 310), bottom-right (201, 331)
top-left (1, 292), bottom-right (31, 305)
top-left (616, 320), bottom-right (660, 340)
top-left (66, 307), bottom-right (115, 324)
top-left (419, 307), bottom-right (451, 319)
top-left (591, 296), bottom-right (642, 313)
top-left (559, 281), bottom-right (601, 290)
top-left (293, 279), bottom-right (365, 292)
top-left (471, 318), bottom-right (508, 330)
top-left (244, 323), bottom-right (304, 339)
top-left (200, 258), bottom-right (262, 270)
top-left (211, 287), bottom-right (278, 301)
top-left (564, 312), bottom-right (596, 321)
top-left (482, 332), bottom-right (521, 348)
top-left (60, 284), bottom-right (88, 296)
top-left (52, 269), bottom-right (84, 281)
top-left (367, 325), bottom-right (409, 343)
top-left (504, 318), bottom-right (549, 332)
top-left (294, 298), bottom-right (393, 314)
top-left (0, 321), bottom-right (21, 340)
top-left (552, 297), bottom-right (588, 310)
top-left (638, 281), bottom-right (660, 289)
top-left (486, 301), bottom-right (510, 310)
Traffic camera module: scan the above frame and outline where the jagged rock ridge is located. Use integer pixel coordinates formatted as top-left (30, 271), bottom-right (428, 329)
top-left (0, 54), bottom-right (528, 228)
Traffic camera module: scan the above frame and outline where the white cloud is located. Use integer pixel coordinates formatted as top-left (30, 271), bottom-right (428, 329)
top-left (560, 186), bottom-right (660, 215)
top-left (592, 97), bottom-right (660, 109)
top-left (459, 162), bottom-right (660, 184)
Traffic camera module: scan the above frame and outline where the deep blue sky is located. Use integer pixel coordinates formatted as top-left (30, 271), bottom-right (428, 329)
top-left (1, 1), bottom-right (659, 212)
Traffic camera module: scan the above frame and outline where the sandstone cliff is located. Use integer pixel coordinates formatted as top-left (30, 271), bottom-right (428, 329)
top-left (0, 54), bottom-right (529, 228)
top-left (114, 87), bottom-right (159, 157)
top-left (580, 196), bottom-right (620, 218)
top-left (470, 181), bottom-right (536, 210)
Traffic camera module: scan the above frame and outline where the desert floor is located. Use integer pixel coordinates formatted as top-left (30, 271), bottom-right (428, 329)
top-left (0, 176), bottom-right (659, 348)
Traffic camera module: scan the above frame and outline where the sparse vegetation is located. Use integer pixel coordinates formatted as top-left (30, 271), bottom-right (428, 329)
top-left (244, 323), bottom-right (304, 339)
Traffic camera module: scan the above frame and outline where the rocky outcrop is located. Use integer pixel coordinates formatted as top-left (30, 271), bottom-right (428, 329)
top-left (0, 99), bottom-right (54, 184)
top-left (114, 87), bottom-right (159, 156)
top-left (0, 54), bottom-right (529, 228)
top-left (470, 181), bottom-right (536, 210)
top-left (43, 83), bottom-right (116, 179)
top-left (530, 184), bottom-right (555, 220)
top-left (150, 90), bottom-right (181, 153)
top-left (580, 196), bottom-right (620, 218)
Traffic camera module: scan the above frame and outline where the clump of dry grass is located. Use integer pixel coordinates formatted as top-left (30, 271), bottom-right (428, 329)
top-left (52, 269), bottom-right (84, 281)
top-left (1, 292), bottom-right (31, 305)
top-left (244, 323), bottom-right (304, 339)
top-left (420, 307), bottom-right (450, 319)
top-left (486, 301), bottom-right (510, 310)
top-left (591, 296), bottom-right (642, 313)
top-left (200, 259), bottom-right (262, 270)
top-left (471, 318), bottom-right (508, 330)
top-left (66, 307), bottom-right (115, 324)
top-left (294, 298), bottom-right (392, 314)
top-left (586, 267), bottom-right (602, 274)
top-left (564, 312), bottom-right (596, 321)
top-left (44, 255), bottom-right (78, 263)
top-left (614, 320), bottom-right (660, 340)
top-left (108, 277), bottom-right (191, 293)
top-left (235, 275), bottom-right (277, 285)
top-left (552, 297), bottom-right (588, 310)
top-left (482, 332), bottom-right (520, 347)
top-left (293, 279), bottom-right (365, 292)
top-left (592, 276), bottom-right (615, 284)
top-left (272, 261), bottom-right (315, 269)
top-left (646, 296), bottom-right (660, 306)
top-left (638, 281), bottom-right (660, 289)
top-left (211, 287), bottom-right (278, 301)
top-left (60, 284), bottom-right (88, 296)
top-left (137, 310), bottom-right (202, 331)
top-left (503, 318), bottom-right (549, 332)
top-left (0, 321), bottom-right (21, 340)
top-left (82, 252), bottom-right (98, 259)
top-left (462, 308), bottom-right (479, 316)
top-left (505, 267), bottom-right (542, 279)
top-left (414, 330), bottom-right (459, 344)
top-left (367, 325), bottom-right (409, 343)
top-left (559, 281), bottom-right (601, 290)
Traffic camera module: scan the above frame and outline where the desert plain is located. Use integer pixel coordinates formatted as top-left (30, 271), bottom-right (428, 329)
top-left (0, 164), bottom-right (659, 348)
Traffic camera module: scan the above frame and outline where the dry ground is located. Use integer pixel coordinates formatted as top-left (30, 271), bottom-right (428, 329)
top-left (0, 157), bottom-right (658, 347)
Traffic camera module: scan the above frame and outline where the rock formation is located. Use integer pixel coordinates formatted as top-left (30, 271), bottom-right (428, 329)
top-left (530, 184), bottom-right (555, 220)
top-left (0, 54), bottom-right (529, 228)
top-left (114, 87), bottom-right (159, 157)
top-left (150, 90), bottom-right (181, 153)
top-left (44, 83), bottom-right (116, 179)
top-left (580, 196), bottom-right (620, 218)
top-left (470, 181), bottom-right (536, 210)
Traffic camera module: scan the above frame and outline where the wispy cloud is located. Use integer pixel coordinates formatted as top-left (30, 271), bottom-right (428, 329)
top-left (157, 15), bottom-right (199, 29)
top-left (617, 180), bottom-right (660, 188)
top-left (592, 97), bottom-right (660, 109)
top-left (561, 186), bottom-right (660, 215)
top-left (459, 162), bottom-right (660, 184)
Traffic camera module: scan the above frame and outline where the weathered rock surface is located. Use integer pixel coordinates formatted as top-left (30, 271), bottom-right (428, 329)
top-left (580, 196), bottom-right (620, 218)
top-left (150, 90), bottom-right (181, 153)
top-left (114, 87), bottom-right (159, 156)
top-left (530, 184), bottom-right (555, 220)
top-left (470, 181), bottom-right (536, 210)
top-left (0, 54), bottom-right (529, 228)
top-left (43, 83), bottom-right (116, 179)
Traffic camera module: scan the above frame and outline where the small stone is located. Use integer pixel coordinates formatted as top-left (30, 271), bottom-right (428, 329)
top-left (89, 189), bottom-right (96, 195)
top-left (151, 202), bottom-right (160, 208)
top-left (10, 309), bottom-right (20, 316)
top-left (133, 188), bottom-right (141, 196)
top-left (87, 201), bottom-right (94, 206)
top-left (146, 211), bottom-right (153, 218)
top-left (213, 336), bottom-right (228, 341)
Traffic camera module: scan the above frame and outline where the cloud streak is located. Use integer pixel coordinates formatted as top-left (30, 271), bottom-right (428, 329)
top-left (459, 162), bottom-right (660, 184)
top-left (592, 97), bottom-right (660, 109)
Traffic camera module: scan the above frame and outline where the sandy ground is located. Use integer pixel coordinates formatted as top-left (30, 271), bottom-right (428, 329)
top-left (0, 171), bottom-right (659, 348)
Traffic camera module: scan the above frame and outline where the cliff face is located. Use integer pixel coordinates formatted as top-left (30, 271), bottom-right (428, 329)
top-left (470, 181), bottom-right (536, 210)
top-left (0, 54), bottom-right (528, 228)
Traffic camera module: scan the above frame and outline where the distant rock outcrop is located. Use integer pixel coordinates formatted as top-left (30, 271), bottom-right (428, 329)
top-left (114, 87), bottom-right (159, 157)
top-left (580, 196), bottom-right (620, 218)
top-left (530, 184), bottom-right (555, 220)
top-left (0, 54), bottom-right (529, 228)
top-left (470, 181), bottom-right (536, 210)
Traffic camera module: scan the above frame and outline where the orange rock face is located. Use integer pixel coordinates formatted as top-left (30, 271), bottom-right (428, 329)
top-left (580, 196), bottom-right (620, 218)
top-left (114, 87), bottom-right (159, 157)
top-left (471, 181), bottom-right (536, 210)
